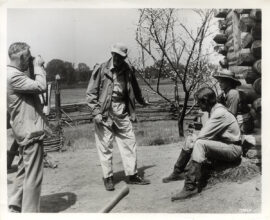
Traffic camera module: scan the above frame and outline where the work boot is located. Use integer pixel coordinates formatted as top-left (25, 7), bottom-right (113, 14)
top-left (103, 176), bottom-right (115, 191)
top-left (162, 149), bottom-right (192, 183)
top-left (162, 172), bottom-right (185, 183)
top-left (171, 187), bottom-right (198, 201)
top-left (8, 205), bottom-right (21, 213)
top-left (127, 174), bottom-right (150, 185)
top-left (171, 160), bottom-right (202, 201)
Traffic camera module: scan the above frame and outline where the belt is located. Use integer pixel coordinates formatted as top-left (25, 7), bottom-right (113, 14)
top-left (111, 96), bottom-right (125, 102)
top-left (222, 140), bottom-right (242, 145)
top-left (233, 140), bottom-right (242, 145)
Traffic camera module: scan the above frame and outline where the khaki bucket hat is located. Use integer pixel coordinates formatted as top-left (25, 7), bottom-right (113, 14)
top-left (111, 43), bottom-right (128, 58)
top-left (213, 69), bottom-right (241, 86)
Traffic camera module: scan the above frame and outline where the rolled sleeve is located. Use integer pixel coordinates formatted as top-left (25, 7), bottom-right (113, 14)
top-left (11, 67), bottom-right (47, 94)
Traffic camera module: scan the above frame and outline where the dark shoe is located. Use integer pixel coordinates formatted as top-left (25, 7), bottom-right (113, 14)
top-left (103, 176), bottom-right (115, 191)
top-left (127, 174), bottom-right (150, 185)
top-left (162, 172), bottom-right (185, 183)
top-left (9, 205), bottom-right (21, 213)
top-left (171, 187), bottom-right (198, 201)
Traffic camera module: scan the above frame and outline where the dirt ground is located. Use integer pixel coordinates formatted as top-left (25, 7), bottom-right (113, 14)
top-left (7, 142), bottom-right (261, 213)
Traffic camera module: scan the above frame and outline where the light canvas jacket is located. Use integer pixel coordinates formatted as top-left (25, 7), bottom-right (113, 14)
top-left (197, 103), bottom-right (241, 144)
top-left (86, 58), bottom-right (146, 121)
top-left (7, 65), bottom-right (47, 146)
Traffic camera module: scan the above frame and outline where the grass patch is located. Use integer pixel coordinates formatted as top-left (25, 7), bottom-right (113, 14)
top-left (51, 82), bottom-right (185, 104)
top-left (63, 120), bottom-right (181, 151)
top-left (134, 120), bottom-right (180, 146)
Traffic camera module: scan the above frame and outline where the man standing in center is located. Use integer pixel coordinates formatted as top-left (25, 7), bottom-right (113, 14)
top-left (86, 43), bottom-right (150, 191)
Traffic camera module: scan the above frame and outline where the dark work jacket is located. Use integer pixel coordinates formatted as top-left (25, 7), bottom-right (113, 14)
top-left (86, 58), bottom-right (146, 121)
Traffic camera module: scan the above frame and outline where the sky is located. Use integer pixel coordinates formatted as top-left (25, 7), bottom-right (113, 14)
top-left (7, 8), bottom-right (220, 69)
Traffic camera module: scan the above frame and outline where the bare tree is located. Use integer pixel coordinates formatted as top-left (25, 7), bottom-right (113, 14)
top-left (134, 9), bottom-right (216, 137)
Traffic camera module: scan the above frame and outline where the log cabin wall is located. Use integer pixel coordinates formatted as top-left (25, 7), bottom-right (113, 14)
top-left (213, 9), bottom-right (261, 163)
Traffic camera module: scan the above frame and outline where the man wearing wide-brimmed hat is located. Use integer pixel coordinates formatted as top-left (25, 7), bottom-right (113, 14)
top-left (213, 69), bottom-right (254, 134)
top-left (213, 69), bottom-right (241, 115)
top-left (86, 43), bottom-right (150, 191)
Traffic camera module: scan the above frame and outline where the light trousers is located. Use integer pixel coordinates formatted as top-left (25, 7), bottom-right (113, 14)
top-left (191, 139), bottom-right (242, 163)
top-left (9, 141), bottom-right (44, 212)
top-left (94, 114), bottom-right (137, 178)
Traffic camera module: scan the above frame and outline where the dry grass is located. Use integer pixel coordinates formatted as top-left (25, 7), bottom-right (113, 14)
top-left (51, 84), bottom-right (184, 104)
top-left (134, 120), bottom-right (181, 146)
top-left (62, 120), bottom-right (182, 151)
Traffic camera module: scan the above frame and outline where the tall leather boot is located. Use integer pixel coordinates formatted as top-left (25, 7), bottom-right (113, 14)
top-left (162, 149), bottom-right (192, 183)
top-left (171, 160), bottom-right (202, 201)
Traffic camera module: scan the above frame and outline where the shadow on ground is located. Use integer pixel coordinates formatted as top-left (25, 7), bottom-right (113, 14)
top-left (40, 192), bottom-right (77, 213)
top-left (113, 165), bottom-right (156, 185)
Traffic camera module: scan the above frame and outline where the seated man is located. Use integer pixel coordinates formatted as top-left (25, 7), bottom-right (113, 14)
top-left (213, 69), bottom-right (254, 134)
top-left (170, 87), bottom-right (242, 201)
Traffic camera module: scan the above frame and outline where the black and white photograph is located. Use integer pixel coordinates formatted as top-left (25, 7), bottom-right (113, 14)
top-left (0, 1), bottom-right (269, 219)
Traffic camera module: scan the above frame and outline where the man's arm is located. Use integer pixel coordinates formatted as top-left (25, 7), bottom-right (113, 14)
top-left (196, 108), bottom-right (228, 140)
top-left (10, 56), bottom-right (47, 94)
top-left (10, 66), bottom-right (47, 94)
top-left (130, 66), bottom-right (148, 105)
top-left (86, 64), bottom-right (102, 116)
top-left (225, 90), bottom-right (239, 116)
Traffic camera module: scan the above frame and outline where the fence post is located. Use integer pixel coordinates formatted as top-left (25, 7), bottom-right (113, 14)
top-left (55, 74), bottom-right (61, 123)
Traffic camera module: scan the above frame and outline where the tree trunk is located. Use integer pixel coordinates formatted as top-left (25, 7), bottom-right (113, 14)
top-left (178, 92), bottom-right (189, 137)
top-left (174, 78), bottom-right (180, 107)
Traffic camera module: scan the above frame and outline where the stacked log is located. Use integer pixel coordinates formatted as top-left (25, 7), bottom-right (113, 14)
top-left (213, 8), bottom-right (262, 164)
top-left (213, 9), bottom-right (261, 80)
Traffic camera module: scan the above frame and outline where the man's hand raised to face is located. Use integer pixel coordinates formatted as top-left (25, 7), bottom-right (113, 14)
top-left (33, 55), bottom-right (45, 68)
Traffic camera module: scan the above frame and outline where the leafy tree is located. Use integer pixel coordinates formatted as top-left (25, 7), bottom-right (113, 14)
top-left (64, 62), bottom-right (76, 85)
top-left (45, 59), bottom-right (65, 82)
top-left (135, 9), bottom-right (215, 136)
top-left (76, 63), bottom-right (92, 82)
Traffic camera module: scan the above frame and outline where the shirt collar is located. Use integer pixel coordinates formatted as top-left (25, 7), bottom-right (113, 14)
top-left (109, 57), bottom-right (127, 74)
top-left (109, 58), bottom-right (115, 71)
top-left (210, 103), bottom-right (223, 116)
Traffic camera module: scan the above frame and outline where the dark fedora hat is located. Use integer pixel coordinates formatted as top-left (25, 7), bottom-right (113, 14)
top-left (213, 69), bottom-right (241, 86)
